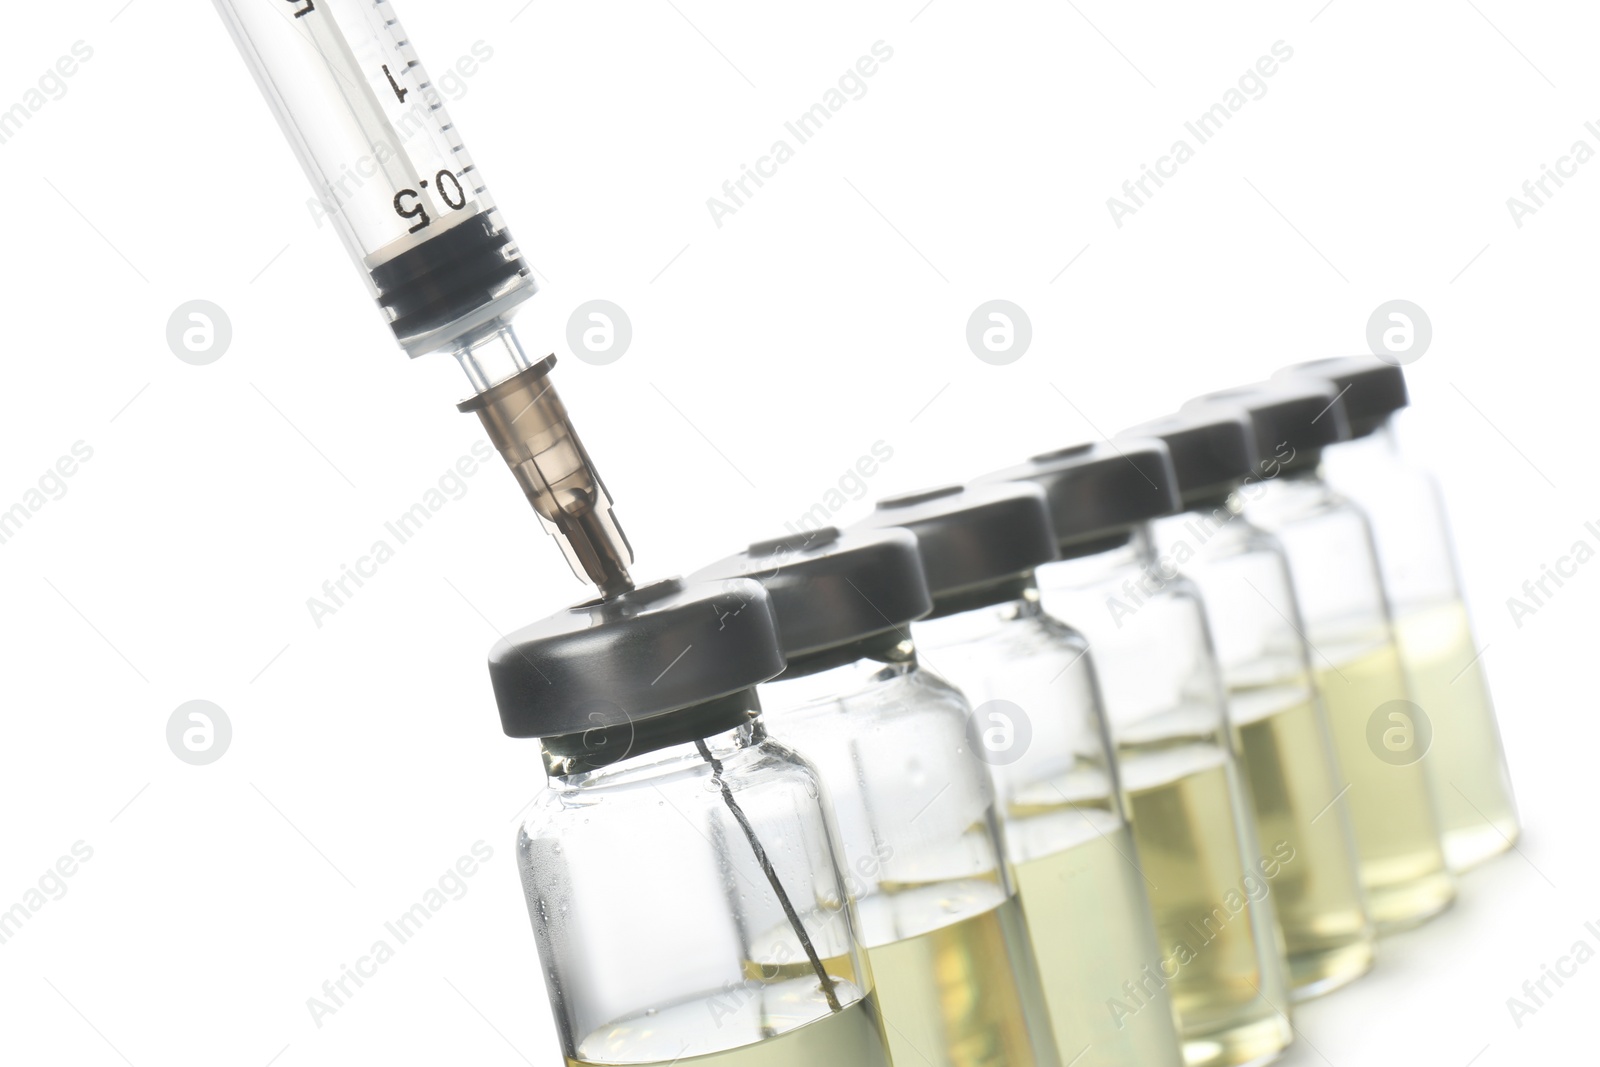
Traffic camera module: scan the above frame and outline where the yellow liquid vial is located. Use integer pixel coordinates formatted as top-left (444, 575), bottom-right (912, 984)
top-left (1230, 683), bottom-right (1374, 998)
top-left (1314, 641), bottom-right (1455, 931)
top-left (1394, 601), bottom-right (1520, 871)
top-left (866, 883), bottom-right (1059, 1067)
top-left (1013, 823), bottom-right (1186, 1067)
top-left (1123, 745), bottom-right (1293, 1067)
top-left (569, 984), bottom-right (890, 1067)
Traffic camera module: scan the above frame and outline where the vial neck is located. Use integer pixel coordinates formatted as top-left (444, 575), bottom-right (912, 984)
top-left (1179, 482), bottom-right (1244, 515)
top-left (1263, 465), bottom-right (1335, 499)
top-left (1240, 465), bottom-right (1345, 528)
top-left (1150, 503), bottom-right (1257, 565)
top-left (912, 591), bottom-right (1041, 654)
top-left (1330, 420), bottom-right (1401, 464)
top-left (1039, 535), bottom-right (1148, 593)
top-left (762, 635), bottom-right (917, 716)
top-left (926, 574), bottom-right (1039, 619)
top-left (540, 689), bottom-right (763, 779)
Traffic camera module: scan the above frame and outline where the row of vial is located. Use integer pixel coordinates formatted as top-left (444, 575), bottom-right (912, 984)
top-left (492, 356), bottom-right (1519, 1067)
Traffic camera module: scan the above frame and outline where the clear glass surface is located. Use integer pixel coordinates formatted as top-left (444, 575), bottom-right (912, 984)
top-left (760, 650), bottom-right (1061, 1067)
top-left (519, 716), bottom-right (892, 1066)
top-left (1241, 473), bottom-right (1456, 931)
top-left (1321, 424), bottom-right (1519, 871)
top-left (1149, 507), bottom-right (1373, 999)
top-left (915, 595), bottom-right (1191, 1067)
top-left (1033, 544), bottom-right (1295, 1067)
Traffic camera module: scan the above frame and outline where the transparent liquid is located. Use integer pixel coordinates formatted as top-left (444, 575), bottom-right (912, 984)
top-left (1394, 600), bottom-right (1520, 871)
top-left (1230, 685), bottom-right (1373, 998)
top-left (1314, 641), bottom-right (1455, 931)
top-left (1123, 746), bottom-right (1293, 1067)
top-left (1013, 825), bottom-right (1186, 1067)
top-left (866, 889), bottom-right (1059, 1067)
top-left (568, 984), bottom-right (890, 1067)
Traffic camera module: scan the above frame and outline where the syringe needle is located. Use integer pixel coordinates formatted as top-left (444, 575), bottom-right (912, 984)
top-left (459, 352), bottom-right (634, 598)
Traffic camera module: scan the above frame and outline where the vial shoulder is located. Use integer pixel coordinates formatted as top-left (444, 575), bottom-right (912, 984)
top-left (519, 735), bottom-right (824, 841)
top-left (1246, 476), bottom-right (1359, 528)
top-left (1030, 610), bottom-right (1092, 654)
top-left (1165, 509), bottom-right (1284, 562)
top-left (771, 665), bottom-right (974, 741)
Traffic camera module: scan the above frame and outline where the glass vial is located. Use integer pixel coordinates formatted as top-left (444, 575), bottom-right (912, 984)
top-left (977, 447), bottom-right (1294, 1067)
top-left (1124, 411), bottom-right (1374, 1000)
top-left (1280, 358), bottom-right (1519, 872)
top-left (489, 579), bottom-right (894, 1067)
top-left (856, 486), bottom-right (1190, 1067)
top-left (1188, 383), bottom-right (1456, 933)
top-left (693, 527), bottom-right (1062, 1067)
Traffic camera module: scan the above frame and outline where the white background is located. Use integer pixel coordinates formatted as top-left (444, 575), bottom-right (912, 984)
top-left (1, 1), bottom-right (1595, 1064)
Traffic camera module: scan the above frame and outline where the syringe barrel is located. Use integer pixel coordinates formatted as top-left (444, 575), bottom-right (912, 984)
top-left (212, 0), bottom-right (535, 356)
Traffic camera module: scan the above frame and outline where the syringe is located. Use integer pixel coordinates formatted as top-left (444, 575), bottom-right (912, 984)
top-left (211, 0), bottom-right (633, 597)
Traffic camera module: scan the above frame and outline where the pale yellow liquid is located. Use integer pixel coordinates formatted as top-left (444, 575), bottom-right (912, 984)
top-left (1314, 642), bottom-right (1455, 931)
top-left (569, 986), bottom-right (890, 1067)
top-left (867, 893), bottom-right (1059, 1067)
top-left (1231, 687), bottom-right (1373, 999)
top-left (1013, 826), bottom-right (1186, 1067)
top-left (1394, 601), bottom-right (1520, 871)
top-left (1123, 747), bottom-right (1293, 1067)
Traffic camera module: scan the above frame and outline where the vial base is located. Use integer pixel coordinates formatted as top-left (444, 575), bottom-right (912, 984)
top-left (864, 885), bottom-right (1060, 1067)
top-left (1177, 1014), bottom-right (1297, 1067)
top-left (568, 989), bottom-right (889, 1067)
top-left (1013, 824), bottom-right (1186, 1067)
top-left (1393, 600), bottom-right (1521, 872)
top-left (1231, 685), bottom-right (1375, 999)
top-left (1123, 746), bottom-right (1293, 1067)
top-left (1315, 641), bottom-right (1457, 932)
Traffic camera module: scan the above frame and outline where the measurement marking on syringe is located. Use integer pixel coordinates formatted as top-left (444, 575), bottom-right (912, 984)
top-left (381, 64), bottom-right (409, 103)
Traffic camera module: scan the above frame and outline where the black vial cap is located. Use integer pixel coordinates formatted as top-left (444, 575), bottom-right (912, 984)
top-left (976, 440), bottom-right (1182, 554)
top-left (690, 527), bottom-right (933, 660)
top-left (1120, 411), bottom-right (1259, 509)
top-left (487, 577), bottom-right (785, 744)
top-left (1274, 357), bottom-right (1409, 439)
top-left (853, 483), bottom-right (1058, 612)
top-left (1184, 381), bottom-right (1352, 474)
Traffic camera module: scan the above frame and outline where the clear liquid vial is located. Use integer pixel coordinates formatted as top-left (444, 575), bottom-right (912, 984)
top-left (489, 579), bottom-right (893, 1067)
top-left (692, 528), bottom-right (1061, 1067)
top-left (1126, 410), bottom-right (1374, 1001)
top-left (1280, 358), bottom-right (1519, 872)
top-left (857, 486), bottom-right (1191, 1067)
top-left (1189, 383), bottom-right (1457, 933)
top-left (974, 449), bottom-right (1294, 1067)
